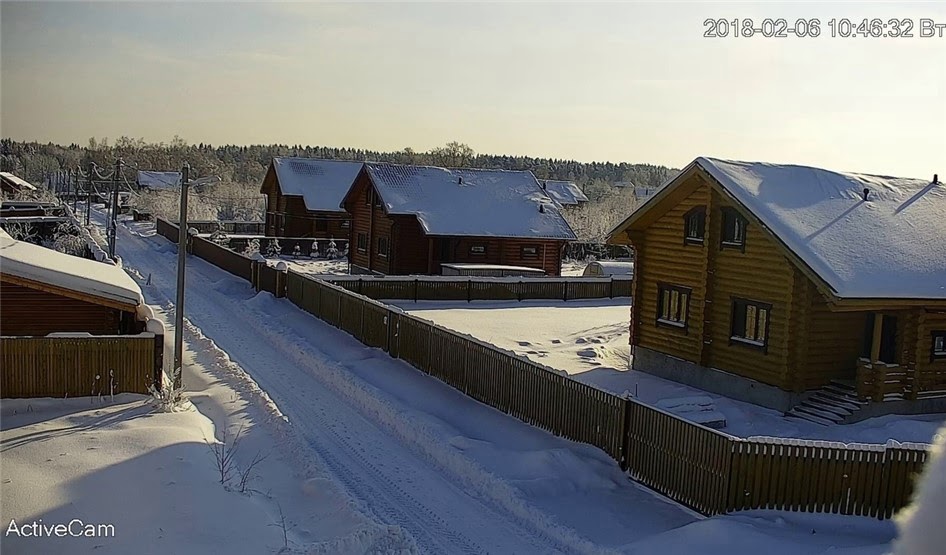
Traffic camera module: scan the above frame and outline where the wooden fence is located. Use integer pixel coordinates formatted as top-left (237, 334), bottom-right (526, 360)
top-left (281, 270), bottom-right (929, 519)
top-left (152, 221), bottom-right (931, 519)
top-left (1, 335), bottom-right (161, 398)
top-left (326, 276), bottom-right (632, 301)
top-left (157, 218), bottom-right (253, 281)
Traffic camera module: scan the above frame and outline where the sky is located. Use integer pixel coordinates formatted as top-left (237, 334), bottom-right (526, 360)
top-left (1, 1), bottom-right (944, 178)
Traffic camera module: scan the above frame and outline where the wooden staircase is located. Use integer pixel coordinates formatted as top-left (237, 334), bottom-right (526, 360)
top-left (786, 381), bottom-right (867, 425)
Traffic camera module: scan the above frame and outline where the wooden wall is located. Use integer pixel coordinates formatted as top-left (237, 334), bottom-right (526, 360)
top-left (346, 173), bottom-right (393, 274)
top-left (633, 184), bottom-right (709, 363)
top-left (0, 281), bottom-right (131, 336)
top-left (262, 168), bottom-right (351, 238)
top-left (916, 311), bottom-right (946, 393)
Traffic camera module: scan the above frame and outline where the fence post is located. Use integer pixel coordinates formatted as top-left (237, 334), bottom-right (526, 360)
top-left (467, 279), bottom-right (472, 303)
top-left (619, 397), bottom-right (632, 471)
top-left (563, 280), bottom-right (568, 302)
top-left (275, 262), bottom-right (288, 298)
top-left (609, 278), bottom-right (614, 299)
top-left (517, 280), bottom-right (523, 302)
top-left (414, 278), bottom-right (419, 302)
top-left (358, 278), bottom-right (364, 296)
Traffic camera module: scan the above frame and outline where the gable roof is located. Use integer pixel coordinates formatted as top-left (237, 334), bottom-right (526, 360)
top-left (610, 157), bottom-right (945, 301)
top-left (540, 180), bottom-right (588, 206)
top-left (0, 232), bottom-right (143, 308)
top-left (0, 172), bottom-right (37, 192)
top-left (359, 163), bottom-right (577, 240)
top-left (269, 158), bottom-right (364, 213)
top-left (137, 171), bottom-right (182, 190)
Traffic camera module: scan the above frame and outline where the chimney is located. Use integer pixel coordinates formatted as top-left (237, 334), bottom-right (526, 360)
top-left (458, 176), bottom-right (463, 185)
top-left (862, 188), bottom-right (870, 201)
top-left (539, 204), bottom-right (545, 213)
top-left (542, 181), bottom-right (547, 190)
top-left (934, 174), bottom-right (939, 185)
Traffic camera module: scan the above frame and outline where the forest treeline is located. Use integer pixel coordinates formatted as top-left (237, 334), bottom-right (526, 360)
top-left (0, 137), bottom-right (674, 200)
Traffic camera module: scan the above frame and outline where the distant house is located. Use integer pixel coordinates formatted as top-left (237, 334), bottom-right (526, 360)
top-left (341, 163), bottom-right (577, 276)
top-left (137, 171), bottom-right (182, 190)
top-left (259, 158), bottom-right (364, 238)
top-left (608, 157), bottom-right (946, 421)
top-left (0, 172), bottom-right (37, 196)
top-left (539, 180), bottom-right (589, 208)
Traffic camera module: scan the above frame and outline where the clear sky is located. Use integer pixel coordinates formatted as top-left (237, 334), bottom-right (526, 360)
top-left (1, 1), bottom-right (943, 177)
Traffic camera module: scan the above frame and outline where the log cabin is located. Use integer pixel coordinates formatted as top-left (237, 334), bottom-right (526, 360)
top-left (260, 158), bottom-right (364, 239)
top-left (0, 172), bottom-right (37, 197)
top-left (341, 163), bottom-right (577, 276)
top-left (608, 157), bottom-right (946, 423)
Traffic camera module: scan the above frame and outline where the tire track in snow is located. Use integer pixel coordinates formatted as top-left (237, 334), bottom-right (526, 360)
top-left (107, 216), bottom-right (568, 555)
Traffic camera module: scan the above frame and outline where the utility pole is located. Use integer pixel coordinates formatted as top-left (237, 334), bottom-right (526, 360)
top-left (108, 159), bottom-right (122, 258)
top-left (173, 162), bottom-right (190, 390)
top-left (85, 164), bottom-right (93, 225)
top-left (72, 169), bottom-right (79, 213)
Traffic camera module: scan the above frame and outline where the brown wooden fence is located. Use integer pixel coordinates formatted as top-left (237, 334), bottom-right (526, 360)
top-left (1, 335), bottom-right (160, 398)
top-left (327, 276), bottom-right (631, 301)
top-left (157, 218), bottom-right (253, 281)
top-left (281, 270), bottom-right (929, 519)
top-left (151, 221), bottom-right (931, 519)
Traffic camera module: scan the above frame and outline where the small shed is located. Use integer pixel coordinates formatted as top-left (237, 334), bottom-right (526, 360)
top-left (582, 260), bottom-right (634, 277)
top-left (0, 172), bottom-right (37, 196)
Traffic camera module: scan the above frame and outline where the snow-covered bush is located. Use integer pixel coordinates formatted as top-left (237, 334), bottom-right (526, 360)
top-left (265, 238), bottom-right (281, 258)
top-left (209, 229), bottom-right (230, 247)
top-left (148, 366), bottom-right (186, 412)
top-left (292, 244), bottom-right (301, 258)
top-left (326, 239), bottom-right (338, 259)
top-left (242, 238), bottom-right (260, 257)
top-left (310, 240), bottom-right (319, 259)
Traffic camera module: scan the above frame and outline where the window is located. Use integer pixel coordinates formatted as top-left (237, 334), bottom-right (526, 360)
top-left (731, 298), bottom-right (771, 350)
top-left (378, 236), bottom-right (389, 257)
top-left (683, 207), bottom-right (706, 244)
top-left (521, 245), bottom-right (539, 258)
top-left (932, 331), bottom-right (946, 362)
top-left (356, 233), bottom-right (367, 253)
top-left (469, 244), bottom-right (487, 255)
top-left (341, 220), bottom-right (350, 228)
top-left (374, 194), bottom-right (382, 208)
top-left (364, 189), bottom-right (372, 206)
top-left (721, 207), bottom-right (747, 250)
top-left (656, 284), bottom-right (690, 329)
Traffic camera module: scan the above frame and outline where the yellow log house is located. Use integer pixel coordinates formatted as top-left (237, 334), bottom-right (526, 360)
top-left (608, 157), bottom-right (945, 423)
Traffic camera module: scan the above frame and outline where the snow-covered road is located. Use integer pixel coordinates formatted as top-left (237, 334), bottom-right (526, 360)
top-left (106, 219), bottom-right (570, 553)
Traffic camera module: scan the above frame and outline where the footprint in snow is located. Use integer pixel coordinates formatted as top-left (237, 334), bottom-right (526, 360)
top-left (517, 341), bottom-right (532, 346)
top-left (551, 339), bottom-right (562, 344)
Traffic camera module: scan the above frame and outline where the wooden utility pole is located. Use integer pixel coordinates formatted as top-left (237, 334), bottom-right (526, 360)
top-left (108, 160), bottom-right (122, 258)
top-left (72, 169), bottom-right (79, 212)
top-left (173, 162), bottom-right (190, 390)
top-left (85, 163), bottom-right (93, 225)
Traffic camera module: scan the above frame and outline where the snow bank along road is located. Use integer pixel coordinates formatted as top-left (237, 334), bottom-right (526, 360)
top-left (103, 213), bottom-right (697, 554)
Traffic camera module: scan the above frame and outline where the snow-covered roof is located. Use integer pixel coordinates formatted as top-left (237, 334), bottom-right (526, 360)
top-left (272, 158), bottom-right (364, 213)
top-left (0, 172), bottom-right (37, 191)
top-left (364, 163), bottom-right (577, 240)
top-left (539, 180), bottom-right (588, 206)
top-left (0, 233), bottom-right (143, 307)
top-left (137, 171), bottom-right (182, 190)
top-left (696, 157), bottom-right (945, 300)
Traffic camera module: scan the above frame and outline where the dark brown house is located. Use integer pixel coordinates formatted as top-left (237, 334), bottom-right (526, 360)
top-left (0, 172), bottom-right (37, 197)
top-left (608, 157), bottom-right (945, 422)
top-left (260, 158), bottom-right (364, 238)
top-left (341, 163), bottom-right (577, 276)
top-left (0, 230), bottom-right (147, 336)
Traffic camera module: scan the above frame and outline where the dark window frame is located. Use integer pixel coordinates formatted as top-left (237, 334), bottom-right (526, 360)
top-left (520, 245), bottom-right (539, 258)
top-left (469, 244), bottom-right (487, 256)
top-left (932, 330), bottom-right (946, 362)
top-left (340, 220), bottom-right (350, 228)
top-left (364, 188), bottom-right (372, 206)
top-left (656, 283), bottom-right (691, 332)
top-left (720, 207), bottom-right (747, 251)
top-left (730, 297), bottom-right (772, 352)
top-left (683, 206), bottom-right (706, 245)
top-left (356, 232), bottom-right (367, 253)
top-left (378, 236), bottom-right (389, 258)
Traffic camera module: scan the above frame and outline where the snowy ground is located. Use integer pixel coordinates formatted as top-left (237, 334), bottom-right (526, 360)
top-left (0, 210), bottom-right (904, 554)
top-left (267, 257), bottom-right (350, 276)
top-left (391, 299), bottom-right (945, 444)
